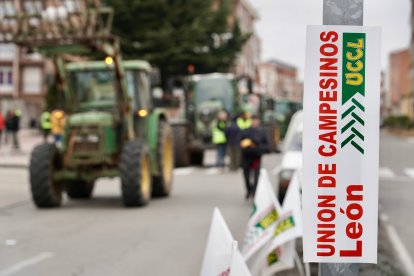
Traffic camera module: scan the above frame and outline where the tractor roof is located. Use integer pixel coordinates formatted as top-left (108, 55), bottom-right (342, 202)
top-left (66, 60), bottom-right (151, 72)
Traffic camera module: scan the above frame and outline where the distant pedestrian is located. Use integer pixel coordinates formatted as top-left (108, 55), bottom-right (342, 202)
top-left (40, 109), bottom-right (52, 142)
top-left (226, 112), bottom-right (252, 171)
top-left (8, 110), bottom-right (20, 149)
top-left (51, 109), bottom-right (65, 147)
top-left (4, 110), bottom-right (13, 146)
top-left (213, 111), bottom-right (229, 168)
top-left (239, 115), bottom-right (269, 199)
top-left (0, 112), bottom-right (4, 147)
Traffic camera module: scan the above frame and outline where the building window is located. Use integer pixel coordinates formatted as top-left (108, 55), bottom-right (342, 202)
top-left (0, 66), bottom-right (13, 94)
top-left (23, 66), bottom-right (42, 95)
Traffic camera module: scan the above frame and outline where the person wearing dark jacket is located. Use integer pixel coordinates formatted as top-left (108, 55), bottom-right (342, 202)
top-left (239, 115), bottom-right (269, 199)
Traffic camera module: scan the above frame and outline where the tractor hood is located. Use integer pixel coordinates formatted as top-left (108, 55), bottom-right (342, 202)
top-left (68, 111), bottom-right (114, 127)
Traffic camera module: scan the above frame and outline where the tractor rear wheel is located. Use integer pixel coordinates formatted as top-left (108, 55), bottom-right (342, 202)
top-left (171, 125), bottom-right (190, 167)
top-left (152, 121), bottom-right (174, 197)
top-left (66, 180), bottom-right (95, 199)
top-left (29, 143), bottom-right (62, 208)
top-left (120, 140), bottom-right (152, 207)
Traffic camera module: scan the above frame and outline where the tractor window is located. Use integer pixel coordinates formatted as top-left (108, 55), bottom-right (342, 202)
top-left (194, 78), bottom-right (234, 113)
top-left (69, 70), bottom-right (116, 110)
top-left (125, 71), bottom-right (137, 110)
top-left (135, 71), bottom-right (152, 110)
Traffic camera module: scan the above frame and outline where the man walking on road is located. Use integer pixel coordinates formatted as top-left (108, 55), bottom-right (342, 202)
top-left (213, 111), bottom-right (228, 168)
top-left (240, 115), bottom-right (268, 199)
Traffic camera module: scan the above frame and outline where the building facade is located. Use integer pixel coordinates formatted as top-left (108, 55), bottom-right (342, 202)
top-left (389, 49), bottom-right (412, 118)
top-left (230, 0), bottom-right (261, 88)
top-left (0, 44), bottom-right (46, 128)
top-left (257, 60), bottom-right (302, 101)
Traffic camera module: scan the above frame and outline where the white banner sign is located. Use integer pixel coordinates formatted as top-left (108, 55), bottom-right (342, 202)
top-left (302, 25), bottom-right (381, 263)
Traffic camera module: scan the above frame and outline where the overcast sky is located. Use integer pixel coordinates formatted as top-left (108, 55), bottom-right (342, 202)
top-left (250, 0), bottom-right (411, 80)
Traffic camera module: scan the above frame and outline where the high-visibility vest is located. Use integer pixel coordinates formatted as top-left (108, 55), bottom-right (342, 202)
top-left (40, 112), bottom-right (51, 130)
top-left (51, 110), bottom-right (65, 135)
top-left (213, 121), bottom-right (227, 144)
top-left (237, 117), bottom-right (252, 130)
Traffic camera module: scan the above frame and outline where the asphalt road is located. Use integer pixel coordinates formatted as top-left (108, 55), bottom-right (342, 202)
top-left (379, 131), bottom-right (414, 272)
top-left (0, 152), bottom-right (281, 276)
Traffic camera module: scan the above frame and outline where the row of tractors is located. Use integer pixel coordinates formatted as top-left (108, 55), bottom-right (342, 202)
top-left (0, 0), bottom-right (300, 208)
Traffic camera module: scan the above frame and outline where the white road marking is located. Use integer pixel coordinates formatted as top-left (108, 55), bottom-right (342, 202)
top-left (4, 240), bottom-right (16, 246)
top-left (406, 137), bottom-right (414, 144)
top-left (173, 167), bottom-right (196, 176)
top-left (379, 167), bottom-right (395, 178)
top-left (0, 252), bottom-right (54, 276)
top-left (404, 168), bottom-right (414, 179)
top-left (205, 168), bottom-right (221, 175)
top-left (379, 214), bottom-right (414, 276)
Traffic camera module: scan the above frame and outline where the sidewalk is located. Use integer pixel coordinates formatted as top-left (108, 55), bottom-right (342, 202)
top-left (0, 129), bottom-right (43, 168)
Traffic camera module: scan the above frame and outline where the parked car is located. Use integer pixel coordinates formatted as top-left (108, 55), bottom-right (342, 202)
top-left (274, 110), bottom-right (303, 203)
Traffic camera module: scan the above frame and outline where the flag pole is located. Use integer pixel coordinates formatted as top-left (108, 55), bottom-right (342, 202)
top-left (320, 0), bottom-right (363, 275)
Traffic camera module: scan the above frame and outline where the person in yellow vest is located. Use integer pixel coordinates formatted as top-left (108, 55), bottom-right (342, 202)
top-left (51, 109), bottom-right (65, 147)
top-left (236, 111), bottom-right (252, 130)
top-left (225, 111), bottom-right (252, 171)
top-left (213, 111), bottom-right (229, 168)
top-left (40, 109), bottom-right (51, 142)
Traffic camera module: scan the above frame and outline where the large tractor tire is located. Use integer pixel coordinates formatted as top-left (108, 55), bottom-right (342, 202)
top-left (171, 125), bottom-right (190, 167)
top-left (65, 180), bottom-right (95, 199)
top-left (190, 150), bottom-right (204, 166)
top-left (152, 121), bottom-right (174, 197)
top-left (29, 143), bottom-right (62, 208)
top-left (120, 140), bottom-right (152, 207)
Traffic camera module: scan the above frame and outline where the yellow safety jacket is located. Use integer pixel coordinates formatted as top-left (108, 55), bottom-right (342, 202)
top-left (237, 117), bottom-right (252, 130)
top-left (213, 121), bottom-right (227, 144)
top-left (51, 110), bottom-right (65, 135)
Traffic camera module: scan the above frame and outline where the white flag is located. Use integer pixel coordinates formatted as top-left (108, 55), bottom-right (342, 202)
top-left (200, 208), bottom-right (234, 276)
top-left (261, 241), bottom-right (296, 276)
top-left (266, 172), bottom-right (303, 252)
top-left (242, 169), bottom-right (282, 261)
top-left (230, 241), bottom-right (252, 276)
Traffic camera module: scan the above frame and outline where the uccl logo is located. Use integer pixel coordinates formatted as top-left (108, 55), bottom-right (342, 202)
top-left (341, 33), bottom-right (366, 155)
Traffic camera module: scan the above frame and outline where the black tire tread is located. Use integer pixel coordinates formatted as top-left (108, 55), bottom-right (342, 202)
top-left (120, 140), bottom-right (151, 207)
top-left (152, 121), bottom-right (174, 197)
top-left (29, 143), bottom-right (62, 208)
top-left (171, 125), bottom-right (190, 167)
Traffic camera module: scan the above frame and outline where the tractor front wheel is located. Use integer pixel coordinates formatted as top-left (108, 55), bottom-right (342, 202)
top-left (171, 125), bottom-right (190, 167)
top-left (152, 121), bottom-right (174, 197)
top-left (120, 140), bottom-right (152, 207)
top-left (29, 143), bottom-right (62, 208)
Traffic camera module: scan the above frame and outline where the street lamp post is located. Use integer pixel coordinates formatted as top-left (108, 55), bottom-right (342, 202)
top-left (320, 0), bottom-right (363, 275)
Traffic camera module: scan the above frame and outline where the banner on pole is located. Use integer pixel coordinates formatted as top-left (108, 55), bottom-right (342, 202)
top-left (302, 25), bottom-right (381, 263)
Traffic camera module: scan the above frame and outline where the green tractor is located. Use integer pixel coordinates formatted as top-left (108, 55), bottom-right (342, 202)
top-left (1, 0), bottom-right (174, 207)
top-left (168, 73), bottom-right (280, 167)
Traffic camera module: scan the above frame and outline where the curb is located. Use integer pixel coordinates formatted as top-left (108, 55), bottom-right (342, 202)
top-left (0, 164), bottom-right (28, 169)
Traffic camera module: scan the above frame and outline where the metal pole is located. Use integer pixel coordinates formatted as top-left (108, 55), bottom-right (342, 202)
top-left (320, 0), bottom-right (363, 275)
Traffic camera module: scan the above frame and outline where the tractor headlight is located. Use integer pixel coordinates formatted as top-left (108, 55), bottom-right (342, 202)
top-left (199, 108), bottom-right (215, 124)
top-left (86, 134), bottom-right (100, 143)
